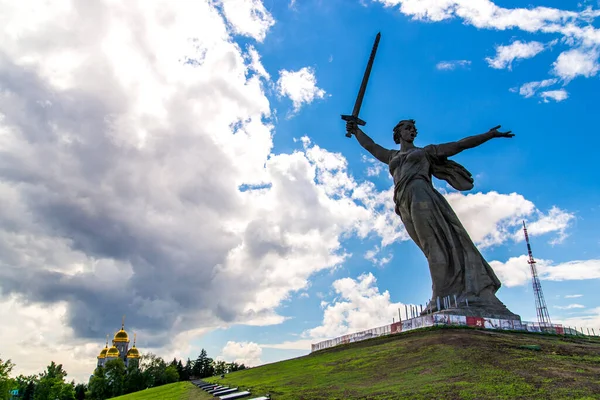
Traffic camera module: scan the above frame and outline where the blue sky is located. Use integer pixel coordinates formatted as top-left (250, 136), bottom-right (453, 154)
top-left (266, 0), bottom-right (600, 234)
top-left (0, 0), bottom-right (599, 381)
top-left (212, 0), bottom-right (600, 365)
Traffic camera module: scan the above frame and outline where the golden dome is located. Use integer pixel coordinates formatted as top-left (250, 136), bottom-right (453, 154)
top-left (113, 316), bottom-right (130, 343)
top-left (126, 333), bottom-right (141, 359)
top-left (98, 335), bottom-right (109, 359)
top-left (126, 347), bottom-right (140, 359)
top-left (97, 347), bottom-right (108, 359)
top-left (113, 329), bottom-right (129, 342)
top-left (106, 346), bottom-right (120, 358)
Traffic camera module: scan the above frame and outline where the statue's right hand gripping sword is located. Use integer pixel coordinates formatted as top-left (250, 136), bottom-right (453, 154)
top-left (341, 32), bottom-right (381, 138)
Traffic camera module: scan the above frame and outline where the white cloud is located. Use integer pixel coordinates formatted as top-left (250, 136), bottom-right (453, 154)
top-left (0, 297), bottom-right (94, 382)
top-left (565, 294), bottom-right (583, 298)
top-left (321, 179), bottom-right (573, 263)
top-left (304, 273), bottom-right (409, 340)
top-left (373, 0), bottom-right (595, 37)
top-left (485, 40), bottom-right (546, 70)
top-left (514, 78), bottom-right (558, 98)
top-left (373, 0), bottom-right (600, 96)
top-left (0, 0), bottom-right (401, 383)
top-left (554, 304), bottom-right (585, 309)
top-left (267, 265), bottom-right (599, 350)
top-left (0, 0), bottom-right (586, 384)
top-left (550, 307), bottom-right (600, 333)
top-left (299, 137), bottom-right (409, 248)
top-left (490, 256), bottom-right (600, 287)
top-left (554, 307), bottom-right (600, 331)
top-left (261, 339), bottom-right (315, 350)
top-left (277, 67), bottom-right (326, 113)
top-left (540, 89), bottom-right (569, 102)
top-left (365, 246), bottom-right (393, 266)
top-left (367, 165), bottom-right (384, 177)
top-left (444, 192), bottom-right (574, 248)
top-left (552, 48), bottom-right (600, 81)
top-left (361, 155), bottom-right (385, 177)
top-left (541, 259), bottom-right (600, 282)
top-left (436, 60), bottom-right (471, 70)
top-left (489, 256), bottom-right (532, 287)
top-left (517, 206), bottom-right (575, 244)
top-left (446, 191), bottom-right (534, 248)
top-left (246, 45), bottom-right (270, 80)
top-left (267, 253), bottom-right (599, 350)
top-left (220, 341), bottom-right (262, 366)
top-left (219, 0), bottom-right (275, 42)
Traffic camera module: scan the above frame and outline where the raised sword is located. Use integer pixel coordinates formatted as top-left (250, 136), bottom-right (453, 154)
top-left (341, 32), bottom-right (381, 138)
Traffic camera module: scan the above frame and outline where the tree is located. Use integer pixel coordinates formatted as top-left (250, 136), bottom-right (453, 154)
top-left (183, 359), bottom-right (192, 381)
top-left (34, 361), bottom-right (74, 400)
top-left (15, 375), bottom-right (37, 400)
top-left (192, 349), bottom-right (217, 378)
top-left (192, 350), bottom-right (206, 378)
top-left (139, 353), bottom-right (169, 387)
top-left (0, 358), bottom-right (15, 400)
top-left (104, 358), bottom-right (125, 398)
top-left (227, 362), bottom-right (240, 373)
top-left (164, 365), bottom-right (179, 384)
top-left (126, 358), bottom-right (140, 370)
top-left (176, 360), bottom-right (185, 381)
top-left (123, 363), bottom-right (145, 395)
top-left (212, 361), bottom-right (227, 377)
top-left (55, 382), bottom-right (76, 400)
top-left (88, 367), bottom-right (109, 400)
top-left (74, 383), bottom-right (87, 400)
top-left (201, 355), bottom-right (214, 378)
top-left (24, 381), bottom-right (36, 400)
top-left (229, 362), bottom-right (245, 372)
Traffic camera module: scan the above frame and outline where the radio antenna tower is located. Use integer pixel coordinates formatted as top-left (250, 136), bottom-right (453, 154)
top-left (523, 221), bottom-right (551, 326)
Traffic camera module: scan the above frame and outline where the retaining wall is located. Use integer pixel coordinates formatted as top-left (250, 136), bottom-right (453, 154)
top-left (310, 314), bottom-right (591, 352)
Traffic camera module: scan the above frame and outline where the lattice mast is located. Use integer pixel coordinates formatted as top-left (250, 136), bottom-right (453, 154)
top-left (523, 221), bottom-right (551, 326)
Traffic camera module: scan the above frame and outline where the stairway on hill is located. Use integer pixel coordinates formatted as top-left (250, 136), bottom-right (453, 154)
top-left (192, 379), bottom-right (270, 400)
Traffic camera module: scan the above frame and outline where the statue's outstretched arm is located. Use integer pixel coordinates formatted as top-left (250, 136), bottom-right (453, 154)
top-left (434, 125), bottom-right (514, 157)
top-left (346, 121), bottom-right (392, 164)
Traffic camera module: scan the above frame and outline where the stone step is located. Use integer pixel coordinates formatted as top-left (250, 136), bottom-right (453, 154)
top-left (219, 391), bottom-right (251, 400)
top-left (213, 388), bottom-right (238, 396)
top-left (208, 386), bottom-right (228, 394)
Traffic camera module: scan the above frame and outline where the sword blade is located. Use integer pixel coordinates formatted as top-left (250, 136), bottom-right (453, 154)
top-left (351, 32), bottom-right (381, 118)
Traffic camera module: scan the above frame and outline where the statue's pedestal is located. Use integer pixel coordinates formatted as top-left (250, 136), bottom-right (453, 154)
top-left (421, 289), bottom-right (521, 321)
top-left (429, 306), bottom-right (521, 321)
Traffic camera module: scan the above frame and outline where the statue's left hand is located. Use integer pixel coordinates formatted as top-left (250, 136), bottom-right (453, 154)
top-left (488, 125), bottom-right (514, 138)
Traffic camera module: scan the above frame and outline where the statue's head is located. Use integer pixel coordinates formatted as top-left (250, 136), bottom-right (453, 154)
top-left (393, 119), bottom-right (417, 144)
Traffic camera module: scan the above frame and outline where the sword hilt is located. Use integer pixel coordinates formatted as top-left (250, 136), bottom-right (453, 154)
top-left (341, 114), bottom-right (366, 138)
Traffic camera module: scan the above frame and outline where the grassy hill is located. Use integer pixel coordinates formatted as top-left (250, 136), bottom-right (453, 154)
top-left (110, 381), bottom-right (212, 400)
top-left (204, 327), bottom-right (600, 400)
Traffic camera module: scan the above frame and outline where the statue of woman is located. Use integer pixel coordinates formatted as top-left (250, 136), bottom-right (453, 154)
top-left (346, 119), bottom-right (517, 317)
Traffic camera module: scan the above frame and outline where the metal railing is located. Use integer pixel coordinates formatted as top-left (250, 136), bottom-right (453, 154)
top-left (311, 313), bottom-right (598, 352)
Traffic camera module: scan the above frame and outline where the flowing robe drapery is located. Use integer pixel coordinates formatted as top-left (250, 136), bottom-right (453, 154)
top-left (389, 145), bottom-right (501, 302)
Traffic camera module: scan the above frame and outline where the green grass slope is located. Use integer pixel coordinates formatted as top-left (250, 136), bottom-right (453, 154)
top-left (206, 328), bottom-right (600, 400)
top-left (109, 381), bottom-right (212, 400)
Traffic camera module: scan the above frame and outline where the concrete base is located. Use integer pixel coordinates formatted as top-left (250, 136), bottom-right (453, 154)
top-left (421, 288), bottom-right (521, 321)
top-left (429, 307), bottom-right (521, 321)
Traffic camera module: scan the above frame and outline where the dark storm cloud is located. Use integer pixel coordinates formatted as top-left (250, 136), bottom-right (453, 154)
top-left (0, 46), bottom-right (252, 344)
top-left (0, 0), bottom-right (365, 351)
